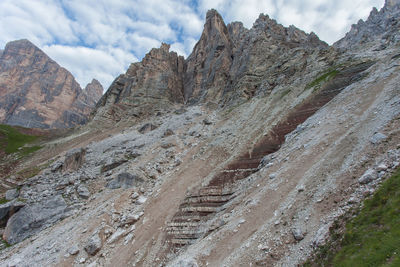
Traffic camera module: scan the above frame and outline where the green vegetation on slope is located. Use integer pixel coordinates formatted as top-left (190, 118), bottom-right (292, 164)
top-left (0, 124), bottom-right (41, 155)
top-left (305, 168), bottom-right (400, 266)
top-left (305, 69), bottom-right (339, 91)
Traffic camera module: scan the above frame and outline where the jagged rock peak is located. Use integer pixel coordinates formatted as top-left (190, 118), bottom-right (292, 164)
top-left (251, 13), bottom-right (327, 48)
top-left (82, 79), bottom-right (103, 105)
top-left (334, 0), bottom-right (400, 49)
top-left (183, 9), bottom-right (233, 103)
top-left (0, 39), bottom-right (101, 128)
top-left (93, 42), bottom-right (185, 123)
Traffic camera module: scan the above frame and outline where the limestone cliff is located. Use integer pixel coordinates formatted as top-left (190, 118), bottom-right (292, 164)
top-left (95, 43), bottom-right (184, 122)
top-left (95, 9), bottom-right (328, 123)
top-left (0, 39), bottom-right (103, 129)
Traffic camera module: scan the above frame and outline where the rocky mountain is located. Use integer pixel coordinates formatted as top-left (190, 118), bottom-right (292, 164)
top-left (334, 0), bottom-right (400, 50)
top-left (0, 39), bottom-right (103, 129)
top-left (94, 8), bottom-right (328, 123)
top-left (0, 1), bottom-right (399, 266)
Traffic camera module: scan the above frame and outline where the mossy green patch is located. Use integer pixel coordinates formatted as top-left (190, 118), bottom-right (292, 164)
top-left (0, 198), bottom-right (9, 205)
top-left (16, 166), bottom-right (41, 180)
top-left (305, 69), bottom-right (339, 92)
top-left (304, 168), bottom-right (400, 267)
top-left (0, 124), bottom-right (41, 155)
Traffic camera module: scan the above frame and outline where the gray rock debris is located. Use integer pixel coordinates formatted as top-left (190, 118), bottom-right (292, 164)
top-left (100, 156), bottom-right (128, 173)
top-left (67, 245), bottom-right (79, 255)
top-left (5, 189), bottom-right (19, 201)
top-left (258, 154), bottom-right (275, 169)
top-left (84, 232), bottom-right (102, 256)
top-left (358, 168), bottom-right (377, 184)
top-left (292, 228), bottom-right (306, 241)
top-left (162, 129), bottom-right (174, 137)
top-left (370, 132), bottom-right (387, 144)
top-left (106, 172), bottom-right (144, 189)
top-left (107, 228), bottom-right (126, 244)
top-left (77, 184), bottom-right (90, 199)
top-left (138, 123), bottom-right (158, 134)
top-left (3, 195), bottom-right (67, 244)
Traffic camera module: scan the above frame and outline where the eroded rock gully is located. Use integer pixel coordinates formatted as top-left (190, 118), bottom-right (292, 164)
top-left (166, 61), bottom-right (375, 249)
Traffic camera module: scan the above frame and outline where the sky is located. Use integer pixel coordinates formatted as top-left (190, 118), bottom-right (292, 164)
top-left (0, 0), bottom-right (385, 91)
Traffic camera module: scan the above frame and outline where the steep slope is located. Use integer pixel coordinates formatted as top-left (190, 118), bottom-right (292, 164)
top-left (0, 2), bottom-right (399, 267)
top-left (0, 39), bottom-right (103, 129)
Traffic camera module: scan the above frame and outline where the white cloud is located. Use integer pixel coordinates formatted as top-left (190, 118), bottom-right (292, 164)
top-left (0, 0), bottom-right (386, 91)
top-left (42, 45), bottom-right (137, 90)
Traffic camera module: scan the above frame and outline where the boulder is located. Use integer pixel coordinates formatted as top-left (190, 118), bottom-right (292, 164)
top-left (370, 132), bottom-right (387, 144)
top-left (3, 195), bottom-right (67, 244)
top-left (358, 169), bottom-right (377, 184)
top-left (107, 228), bottom-right (126, 244)
top-left (77, 184), bottom-right (90, 199)
top-left (5, 189), bottom-right (19, 201)
top-left (100, 156), bottom-right (128, 173)
top-left (67, 245), bottom-right (80, 255)
top-left (292, 228), bottom-right (306, 241)
top-left (106, 172), bottom-right (144, 189)
top-left (51, 161), bottom-right (63, 172)
top-left (84, 232), bottom-right (102, 256)
top-left (62, 147), bottom-right (86, 172)
top-left (0, 200), bottom-right (25, 227)
top-left (138, 123), bottom-right (158, 134)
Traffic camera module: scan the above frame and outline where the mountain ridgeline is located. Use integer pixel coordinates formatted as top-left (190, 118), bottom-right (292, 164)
top-left (94, 9), bottom-right (329, 123)
top-left (0, 39), bottom-right (103, 129)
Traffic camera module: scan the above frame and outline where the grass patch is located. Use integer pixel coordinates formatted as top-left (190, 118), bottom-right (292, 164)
top-left (16, 166), bottom-right (41, 180)
top-left (305, 69), bottom-right (339, 92)
top-left (1, 240), bottom-right (11, 249)
top-left (0, 124), bottom-right (42, 155)
top-left (304, 168), bottom-right (400, 266)
top-left (0, 198), bottom-right (9, 205)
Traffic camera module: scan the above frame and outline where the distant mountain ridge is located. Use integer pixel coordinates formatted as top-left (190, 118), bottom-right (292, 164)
top-left (0, 39), bottom-right (103, 129)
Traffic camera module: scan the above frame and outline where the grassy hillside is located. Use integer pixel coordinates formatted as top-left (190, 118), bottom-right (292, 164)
top-left (0, 124), bottom-right (41, 155)
top-left (305, 168), bottom-right (400, 266)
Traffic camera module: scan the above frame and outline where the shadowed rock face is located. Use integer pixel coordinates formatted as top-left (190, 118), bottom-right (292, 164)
top-left (184, 9), bottom-right (234, 104)
top-left (95, 43), bottom-right (185, 122)
top-left (0, 39), bottom-right (103, 129)
top-left (94, 9), bottom-right (328, 123)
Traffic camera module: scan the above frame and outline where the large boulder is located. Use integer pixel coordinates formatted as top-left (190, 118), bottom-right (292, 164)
top-left (106, 172), bottom-right (144, 189)
top-left (3, 195), bottom-right (67, 244)
top-left (0, 200), bottom-right (25, 227)
top-left (84, 232), bottom-right (102, 256)
top-left (62, 147), bottom-right (86, 172)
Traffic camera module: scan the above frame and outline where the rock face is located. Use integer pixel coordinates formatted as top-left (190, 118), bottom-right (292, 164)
top-left (334, 0), bottom-right (400, 49)
top-left (3, 195), bottom-right (67, 244)
top-left (0, 39), bottom-right (103, 129)
top-left (95, 43), bottom-right (184, 122)
top-left (94, 9), bottom-right (328, 123)
top-left (184, 9), bottom-right (234, 104)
